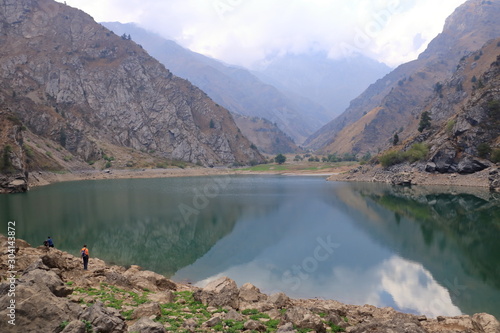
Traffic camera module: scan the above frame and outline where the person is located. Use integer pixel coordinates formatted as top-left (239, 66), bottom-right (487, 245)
top-left (81, 244), bottom-right (89, 270)
top-left (45, 236), bottom-right (54, 248)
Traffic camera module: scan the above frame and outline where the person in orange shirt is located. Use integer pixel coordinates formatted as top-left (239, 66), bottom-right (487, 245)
top-left (81, 244), bottom-right (89, 270)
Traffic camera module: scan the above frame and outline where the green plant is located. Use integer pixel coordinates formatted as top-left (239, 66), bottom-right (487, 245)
top-left (393, 133), bottom-right (399, 145)
top-left (82, 319), bottom-right (93, 333)
top-left (491, 149), bottom-right (500, 163)
top-left (275, 153), bottom-right (286, 165)
top-left (59, 320), bottom-right (69, 330)
top-left (445, 119), bottom-right (456, 136)
top-left (405, 143), bottom-right (429, 163)
top-left (418, 111), bottom-right (432, 132)
top-left (65, 281), bottom-right (74, 286)
top-left (379, 150), bottom-right (405, 168)
top-left (209, 119), bottom-right (215, 129)
top-left (477, 143), bottom-right (492, 158)
top-left (105, 161), bottom-right (112, 169)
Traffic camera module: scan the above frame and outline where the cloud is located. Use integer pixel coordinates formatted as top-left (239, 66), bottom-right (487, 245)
top-left (58, 0), bottom-right (467, 68)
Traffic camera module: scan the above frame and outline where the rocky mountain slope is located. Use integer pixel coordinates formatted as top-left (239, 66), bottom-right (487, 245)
top-left (1, 235), bottom-right (499, 333)
top-left (306, 0), bottom-right (500, 155)
top-left (101, 22), bottom-right (327, 145)
top-left (0, 0), bottom-right (263, 192)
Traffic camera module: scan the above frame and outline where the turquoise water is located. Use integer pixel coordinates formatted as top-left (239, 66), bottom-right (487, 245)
top-left (1, 175), bottom-right (499, 318)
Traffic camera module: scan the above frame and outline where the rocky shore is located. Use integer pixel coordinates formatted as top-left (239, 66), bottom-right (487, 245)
top-left (327, 163), bottom-right (500, 191)
top-left (0, 235), bottom-right (498, 333)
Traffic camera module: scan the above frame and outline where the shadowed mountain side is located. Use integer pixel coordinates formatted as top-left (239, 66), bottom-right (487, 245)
top-left (331, 182), bottom-right (500, 318)
top-left (306, 0), bottom-right (500, 155)
top-left (232, 114), bottom-right (300, 154)
top-left (101, 22), bottom-right (329, 144)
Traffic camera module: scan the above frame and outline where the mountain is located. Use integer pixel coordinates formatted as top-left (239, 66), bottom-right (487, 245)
top-left (306, 0), bottom-right (500, 155)
top-left (232, 114), bottom-right (300, 154)
top-left (102, 22), bottom-right (328, 145)
top-left (0, 0), bottom-right (263, 192)
top-left (253, 53), bottom-right (391, 118)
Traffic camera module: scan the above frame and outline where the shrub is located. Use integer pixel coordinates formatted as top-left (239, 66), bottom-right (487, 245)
top-left (275, 154), bottom-right (286, 165)
top-left (405, 143), bottom-right (429, 163)
top-left (477, 143), bottom-right (492, 158)
top-left (445, 119), bottom-right (456, 136)
top-left (491, 149), bottom-right (500, 163)
top-left (379, 151), bottom-right (405, 167)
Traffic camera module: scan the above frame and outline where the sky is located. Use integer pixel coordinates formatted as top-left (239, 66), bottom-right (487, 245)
top-left (56, 0), bottom-right (468, 69)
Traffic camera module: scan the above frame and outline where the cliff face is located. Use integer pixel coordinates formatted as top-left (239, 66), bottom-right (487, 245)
top-left (0, 112), bottom-right (28, 193)
top-left (0, 0), bottom-right (263, 180)
top-left (307, 0), bottom-right (500, 155)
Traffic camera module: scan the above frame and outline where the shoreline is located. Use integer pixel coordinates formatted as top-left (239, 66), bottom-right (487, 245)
top-left (1, 235), bottom-right (498, 333)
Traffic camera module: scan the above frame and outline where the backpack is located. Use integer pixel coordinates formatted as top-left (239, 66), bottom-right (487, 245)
top-left (43, 240), bottom-right (49, 246)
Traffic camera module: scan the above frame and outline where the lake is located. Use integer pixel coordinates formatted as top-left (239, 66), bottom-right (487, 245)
top-left (1, 175), bottom-right (499, 319)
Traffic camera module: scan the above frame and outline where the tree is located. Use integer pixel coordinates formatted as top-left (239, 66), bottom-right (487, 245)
top-left (275, 154), bottom-right (286, 165)
top-left (418, 111), bottom-right (432, 132)
top-left (393, 133), bottom-right (399, 146)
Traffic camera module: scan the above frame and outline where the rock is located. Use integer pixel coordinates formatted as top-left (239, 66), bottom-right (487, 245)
top-left (182, 318), bottom-right (198, 331)
top-left (225, 309), bottom-right (244, 321)
top-left (489, 169), bottom-right (500, 192)
top-left (284, 307), bottom-right (326, 333)
top-left (128, 317), bottom-right (166, 333)
top-left (147, 290), bottom-right (175, 304)
top-left (268, 292), bottom-right (291, 309)
top-left (193, 276), bottom-right (239, 309)
top-left (431, 145), bottom-right (457, 173)
top-left (123, 266), bottom-right (176, 292)
top-left (132, 302), bottom-right (161, 320)
top-left (244, 319), bottom-right (267, 331)
top-left (350, 313), bottom-right (427, 333)
top-left (266, 309), bottom-right (282, 320)
top-left (61, 320), bottom-right (87, 333)
top-left (80, 301), bottom-right (127, 333)
top-left (457, 156), bottom-right (490, 174)
top-left (277, 322), bottom-right (297, 333)
top-left (391, 172), bottom-right (412, 186)
top-left (19, 269), bottom-right (72, 297)
top-left (425, 162), bottom-right (436, 172)
top-left (0, 283), bottom-right (81, 332)
top-left (472, 313), bottom-right (500, 333)
top-left (204, 316), bottom-right (222, 327)
top-left (239, 283), bottom-right (267, 303)
top-left (41, 249), bottom-right (81, 271)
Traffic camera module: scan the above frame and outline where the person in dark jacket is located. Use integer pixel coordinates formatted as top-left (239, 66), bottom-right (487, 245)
top-left (81, 244), bottom-right (89, 270)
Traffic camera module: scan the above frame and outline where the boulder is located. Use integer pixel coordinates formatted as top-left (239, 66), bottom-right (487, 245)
top-left (277, 322), bottom-right (297, 333)
top-left (268, 292), bottom-right (291, 309)
top-left (128, 317), bottom-right (166, 333)
top-left (244, 319), bottom-right (267, 332)
top-left (41, 249), bottom-right (81, 271)
top-left (391, 173), bottom-right (412, 186)
top-left (350, 313), bottom-right (427, 333)
top-left (193, 276), bottom-right (239, 309)
top-left (80, 301), bottom-right (126, 333)
top-left (457, 156), bottom-right (490, 174)
top-left (425, 162), bottom-right (436, 172)
top-left (132, 302), bottom-right (161, 320)
top-left (225, 309), bottom-right (244, 321)
top-left (0, 283), bottom-right (81, 332)
top-left (472, 313), bottom-right (500, 333)
top-left (431, 146), bottom-right (457, 173)
top-left (61, 320), bottom-right (87, 333)
top-left (147, 290), bottom-right (175, 304)
top-left (203, 316), bottom-right (222, 327)
top-left (182, 318), bottom-right (198, 331)
top-left (489, 169), bottom-right (500, 192)
top-left (123, 266), bottom-right (176, 292)
top-left (239, 283), bottom-right (267, 303)
top-left (284, 307), bottom-right (326, 333)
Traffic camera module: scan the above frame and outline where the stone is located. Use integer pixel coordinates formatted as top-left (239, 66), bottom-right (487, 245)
top-left (123, 266), bottom-right (176, 292)
top-left (182, 318), bottom-right (198, 331)
top-left (19, 268), bottom-right (72, 297)
top-left (350, 313), bottom-right (427, 333)
top-left (132, 302), bottom-right (161, 320)
top-left (239, 283), bottom-right (267, 303)
top-left (268, 292), bottom-right (291, 309)
top-left (61, 320), bottom-right (87, 333)
top-left (225, 308), bottom-right (245, 321)
top-left (277, 322), bottom-right (297, 333)
top-left (147, 290), bottom-right (175, 304)
top-left (284, 307), bottom-right (326, 333)
top-left (204, 316), bottom-right (222, 327)
top-left (391, 173), bottom-right (412, 186)
top-left (193, 276), bottom-right (239, 309)
top-left (457, 156), bottom-right (490, 174)
top-left (244, 319), bottom-right (267, 331)
top-left (425, 162), bottom-right (436, 173)
top-left (80, 301), bottom-right (127, 333)
top-left (489, 169), bottom-right (500, 192)
top-left (128, 317), bottom-right (166, 333)
top-left (472, 313), bottom-right (500, 333)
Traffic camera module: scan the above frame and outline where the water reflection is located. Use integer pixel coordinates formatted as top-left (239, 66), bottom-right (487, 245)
top-left (1, 176), bottom-right (499, 318)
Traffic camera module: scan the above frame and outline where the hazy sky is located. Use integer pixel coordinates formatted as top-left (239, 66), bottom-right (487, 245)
top-left (57, 0), bottom-right (467, 68)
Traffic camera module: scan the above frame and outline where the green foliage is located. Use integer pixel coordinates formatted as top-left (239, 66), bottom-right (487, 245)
top-left (393, 133), bottom-right (399, 145)
top-left (241, 309), bottom-right (259, 315)
top-left (250, 143), bottom-right (257, 150)
top-left (209, 119), bottom-right (215, 129)
top-left (60, 128), bottom-right (67, 147)
top-left (82, 320), bottom-right (93, 333)
top-left (275, 153), bottom-right (286, 165)
top-left (477, 143), bottom-right (492, 158)
top-left (445, 119), bottom-right (456, 136)
top-left (64, 155), bottom-right (73, 162)
top-left (487, 100), bottom-right (500, 118)
top-left (59, 321), bottom-right (70, 330)
top-left (1, 145), bottom-right (13, 173)
top-left (491, 149), bottom-right (500, 163)
top-left (379, 144), bottom-right (429, 168)
top-left (418, 111), bottom-right (432, 132)
top-left (105, 161), bottom-right (112, 169)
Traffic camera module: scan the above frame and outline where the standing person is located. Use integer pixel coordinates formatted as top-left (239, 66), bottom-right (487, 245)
top-left (81, 244), bottom-right (89, 270)
top-left (46, 236), bottom-right (54, 248)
